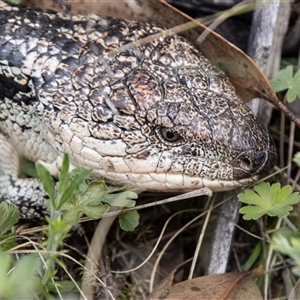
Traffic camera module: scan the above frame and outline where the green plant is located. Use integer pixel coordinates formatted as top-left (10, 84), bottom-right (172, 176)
top-left (270, 65), bottom-right (300, 102)
top-left (238, 182), bottom-right (300, 220)
top-left (38, 154), bottom-right (138, 230)
top-left (272, 227), bottom-right (300, 276)
top-left (0, 251), bottom-right (40, 299)
top-left (237, 62), bottom-right (300, 282)
top-left (0, 153), bottom-right (139, 298)
top-left (0, 202), bottom-right (19, 251)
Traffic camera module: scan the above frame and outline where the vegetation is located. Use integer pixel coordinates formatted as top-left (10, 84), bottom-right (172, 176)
top-left (0, 154), bottom-right (138, 299)
top-left (2, 1), bottom-right (300, 299)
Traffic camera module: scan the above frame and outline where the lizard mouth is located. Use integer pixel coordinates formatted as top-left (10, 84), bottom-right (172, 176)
top-left (108, 171), bottom-right (261, 193)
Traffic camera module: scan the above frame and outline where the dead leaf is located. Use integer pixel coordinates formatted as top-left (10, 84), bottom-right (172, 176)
top-left (148, 272), bottom-right (263, 300)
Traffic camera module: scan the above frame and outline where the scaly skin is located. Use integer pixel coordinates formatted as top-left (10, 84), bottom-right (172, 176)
top-left (0, 1), bottom-right (277, 218)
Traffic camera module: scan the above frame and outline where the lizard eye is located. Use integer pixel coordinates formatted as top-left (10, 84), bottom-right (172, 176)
top-left (161, 128), bottom-right (180, 143)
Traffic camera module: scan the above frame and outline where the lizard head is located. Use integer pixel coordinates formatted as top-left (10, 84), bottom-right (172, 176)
top-left (48, 18), bottom-right (276, 192)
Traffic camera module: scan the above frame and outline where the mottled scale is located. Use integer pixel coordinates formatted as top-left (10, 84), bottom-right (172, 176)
top-left (0, 0), bottom-right (277, 218)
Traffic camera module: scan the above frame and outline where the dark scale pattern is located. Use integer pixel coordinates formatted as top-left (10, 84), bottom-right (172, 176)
top-left (0, 0), bottom-right (277, 217)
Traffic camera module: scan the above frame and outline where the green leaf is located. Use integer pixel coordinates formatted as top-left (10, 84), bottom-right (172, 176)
top-left (270, 66), bottom-right (300, 102)
top-left (78, 181), bottom-right (108, 205)
top-left (46, 280), bottom-right (78, 293)
top-left (239, 206), bottom-right (267, 220)
top-left (272, 229), bottom-right (300, 276)
top-left (57, 154), bottom-right (71, 196)
top-left (270, 65), bottom-right (293, 92)
top-left (119, 210), bottom-right (140, 232)
top-left (238, 182), bottom-right (300, 220)
top-left (242, 242), bottom-right (262, 272)
top-left (35, 163), bottom-right (55, 203)
top-left (107, 185), bottom-right (133, 193)
top-left (60, 153), bottom-right (70, 179)
top-left (293, 152), bottom-right (300, 167)
top-left (79, 204), bottom-right (109, 220)
top-left (103, 191), bottom-right (138, 207)
top-left (0, 251), bottom-right (12, 282)
top-left (43, 217), bottom-right (71, 251)
top-left (61, 207), bottom-right (82, 225)
top-left (7, 0), bottom-right (22, 4)
top-left (62, 180), bottom-right (138, 222)
top-left (56, 169), bottom-right (92, 210)
top-left (19, 158), bottom-right (38, 178)
top-left (0, 202), bottom-right (19, 236)
top-left (63, 201), bottom-right (109, 224)
top-left (0, 252), bottom-right (40, 299)
top-left (61, 181), bottom-right (109, 224)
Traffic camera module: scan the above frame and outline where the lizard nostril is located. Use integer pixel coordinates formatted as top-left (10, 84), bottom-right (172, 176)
top-left (240, 157), bottom-right (252, 169)
top-left (231, 131), bottom-right (277, 180)
top-left (232, 148), bottom-right (276, 180)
